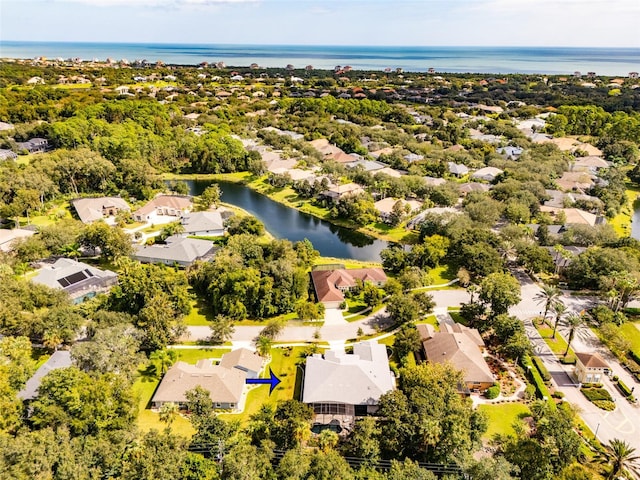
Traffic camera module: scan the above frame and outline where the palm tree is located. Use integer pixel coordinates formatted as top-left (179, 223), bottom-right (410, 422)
top-left (150, 349), bottom-right (177, 376)
top-left (535, 284), bottom-right (562, 322)
top-left (598, 438), bottom-right (640, 480)
top-left (551, 300), bottom-right (567, 339)
top-left (564, 312), bottom-right (584, 357)
top-left (256, 335), bottom-right (272, 358)
top-left (159, 402), bottom-right (179, 430)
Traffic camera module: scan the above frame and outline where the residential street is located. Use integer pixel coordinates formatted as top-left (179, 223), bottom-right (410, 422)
top-left (183, 269), bottom-right (639, 451)
top-left (509, 268), bottom-right (640, 452)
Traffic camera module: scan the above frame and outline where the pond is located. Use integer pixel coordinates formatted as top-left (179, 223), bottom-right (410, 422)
top-left (180, 179), bottom-right (389, 262)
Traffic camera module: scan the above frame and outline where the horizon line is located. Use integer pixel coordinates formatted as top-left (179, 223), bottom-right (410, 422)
top-left (2, 40), bottom-right (639, 50)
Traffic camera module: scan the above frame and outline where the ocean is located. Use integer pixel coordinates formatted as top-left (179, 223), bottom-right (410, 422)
top-left (1, 41), bottom-right (639, 76)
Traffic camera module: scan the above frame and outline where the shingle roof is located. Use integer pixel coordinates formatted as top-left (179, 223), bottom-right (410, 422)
top-left (32, 258), bottom-right (117, 293)
top-left (151, 359), bottom-right (246, 405)
top-left (218, 348), bottom-right (263, 373)
top-left (134, 195), bottom-right (192, 217)
top-left (302, 341), bottom-right (394, 405)
top-left (311, 268), bottom-right (387, 304)
top-left (18, 351), bottom-right (72, 400)
top-left (423, 332), bottom-right (494, 385)
top-left (0, 228), bottom-right (35, 252)
top-left (576, 352), bottom-right (610, 369)
top-left (181, 211), bottom-right (224, 234)
top-left (133, 236), bottom-right (215, 265)
top-left (71, 197), bottom-right (130, 224)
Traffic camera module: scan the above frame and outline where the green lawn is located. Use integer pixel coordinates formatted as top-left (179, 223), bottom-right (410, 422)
top-left (610, 184), bottom-right (639, 238)
top-left (417, 316), bottom-right (439, 330)
top-left (133, 348), bottom-right (230, 437)
top-left (478, 403), bottom-right (531, 440)
top-left (184, 297), bottom-right (214, 326)
top-left (218, 346), bottom-right (306, 425)
top-left (20, 201), bottom-right (72, 228)
top-left (427, 265), bottom-right (457, 285)
top-left (620, 322), bottom-right (640, 354)
top-left (535, 323), bottom-right (575, 357)
top-left (162, 172), bottom-right (253, 183)
top-left (314, 256), bottom-right (382, 269)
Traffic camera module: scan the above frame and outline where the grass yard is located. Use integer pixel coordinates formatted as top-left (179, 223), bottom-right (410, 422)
top-left (535, 323), bottom-right (575, 357)
top-left (133, 348), bottom-right (230, 437)
top-left (184, 297), bottom-right (215, 327)
top-left (478, 403), bottom-right (531, 440)
top-left (314, 256), bottom-right (382, 269)
top-left (218, 346), bottom-right (306, 425)
top-left (610, 184), bottom-right (640, 238)
top-left (417, 316), bottom-right (439, 330)
top-left (162, 172), bottom-right (253, 183)
top-left (20, 201), bottom-right (72, 228)
top-left (427, 265), bottom-right (457, 285)
top-left (620, 321), bottom-right (640, 354)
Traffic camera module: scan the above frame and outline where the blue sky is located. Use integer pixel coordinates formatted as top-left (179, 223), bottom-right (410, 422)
top-left (1, 0), bottom-right (639, 47)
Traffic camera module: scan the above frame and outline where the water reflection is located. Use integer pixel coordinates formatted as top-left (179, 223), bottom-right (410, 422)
top-left (179, 179), bottom-right (388, 261)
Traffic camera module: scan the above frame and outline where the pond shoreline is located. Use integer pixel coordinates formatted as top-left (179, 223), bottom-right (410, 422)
top-left (162, 172), bottom-right (413, 245)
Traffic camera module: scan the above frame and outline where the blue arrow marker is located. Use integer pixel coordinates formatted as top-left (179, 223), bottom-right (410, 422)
top-left (245, 368), bottom-right (281, 395)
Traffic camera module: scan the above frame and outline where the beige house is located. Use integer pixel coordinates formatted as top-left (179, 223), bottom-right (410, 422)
top-left (151, 348), bottom-right (263, 411)
top-left (71, 197), bottom-right (130, 224)
top-left (574, 352), bottom-right (610, 384)
top-left (311, 267), bottom-right (387, 308)
top-left (418, 323), bottom-right (494, 393)
top-left (374, 197), bottom-right (422, 223)
top-left (133, 195), bottom-right (193, 223)
top-left (321, 183), bottom-right (365, 203)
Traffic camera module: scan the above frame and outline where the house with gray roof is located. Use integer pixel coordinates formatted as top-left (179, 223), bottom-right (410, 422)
top-left (71, 197), bottom-right (130, 224)
top-left (17, 138), bottom-right (49, 154)
top-left (180, 211), bottom-right (225, 237)
top-left (404, 153), bottom-right (424, 163)
top-left (0, 228), bottom-right (35, 252)
top-left (448, 162), bottom-right (469, 177)
top-left (302, 341), bottom-right (395, 427)
top-left (0, 149), bottom-right (17, 161)
top-left (133, 236), bottom-right (216, 267)
top-left (19, 350), bottom-right (72, 401)
top-left (471, 166), bottom-right (503, 182)
top-left (497, 146), bottom-right (523, 160)
top-left (345, 159), bottom-right (387, 173)
top-left (32, 258), bottom-right (118, 303)
top-left (151, 348), bottom-right (264, 411)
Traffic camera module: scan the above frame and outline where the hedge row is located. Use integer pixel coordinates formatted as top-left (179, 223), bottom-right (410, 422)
top-left (521, 355), bottom-right (553, 403)
top-left (532, 356), bottom-right (552, 382)
top-left (628, 350), bottom-right (640, 365)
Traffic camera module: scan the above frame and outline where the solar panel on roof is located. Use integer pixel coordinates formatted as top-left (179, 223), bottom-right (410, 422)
top-left (60, 271), bottom-right (89, 287)
top-left (84, 269), bottom-right (94, 277)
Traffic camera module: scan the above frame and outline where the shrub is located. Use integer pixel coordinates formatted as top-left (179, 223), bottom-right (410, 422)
top-left (523, 356), bottom-right (553, 403)
top-left (581, 386), bottom-right (613, 402)
top-left (533, 356), bottom-right (551, 382)
top-left (524, 384), bottom-right (537, 401)
top-left (616, 379), bottom-right (633, 397)
top-left (560, 356), bottom-right (576, 365)
top-left (552, 391), bottom-right (565, 399)
top-left (593, 400), bottom-right (616, 411)
top-left (612, 375), bottom-right (619, 381)
top-left (485, 385), bottom-right (500, 399)
top-left (629, 350), bottom-right (640, 365)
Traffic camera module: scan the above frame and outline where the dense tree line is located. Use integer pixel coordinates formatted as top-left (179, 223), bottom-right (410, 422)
top-left (188, 236), bottom-right (318, 319)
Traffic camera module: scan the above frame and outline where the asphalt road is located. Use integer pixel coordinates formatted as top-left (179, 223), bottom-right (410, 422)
top-left (183, 268), bottom-right (639, 451)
